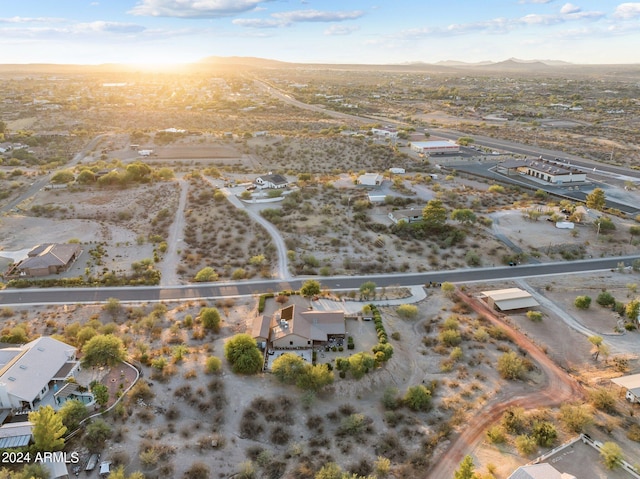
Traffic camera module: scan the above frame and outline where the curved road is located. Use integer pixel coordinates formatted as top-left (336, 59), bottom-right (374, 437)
top-left (1, 255), bottom-right (638, 306)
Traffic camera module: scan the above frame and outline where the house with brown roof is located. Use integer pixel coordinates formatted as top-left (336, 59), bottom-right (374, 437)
top-left (251, 297), bottom-right (345, 350)
top-left (13, 243), bottom-right (81, 277)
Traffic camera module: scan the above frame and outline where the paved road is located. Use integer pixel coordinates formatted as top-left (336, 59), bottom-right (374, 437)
top-left (1, 255), bottom-right (637, 306)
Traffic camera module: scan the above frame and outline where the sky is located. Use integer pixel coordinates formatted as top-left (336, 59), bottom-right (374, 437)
top-left (0, 0), bottom-right (639, 65)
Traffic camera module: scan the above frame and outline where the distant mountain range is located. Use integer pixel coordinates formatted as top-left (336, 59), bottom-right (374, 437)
top-left (0, 56), bottom-right (637, 78)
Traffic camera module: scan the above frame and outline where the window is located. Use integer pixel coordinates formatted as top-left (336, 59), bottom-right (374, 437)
top-left (289, 341), bottom-right (293, 346)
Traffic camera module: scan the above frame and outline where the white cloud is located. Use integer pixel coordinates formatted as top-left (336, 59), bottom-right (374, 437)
top-left (75, 21), bottom-right (146, 34)
top-left (0, 16), bottom-right (64, 24)
top-left (272, 9), bottom-right (364, 23)
top-left (519, 0), bottom-right (554, 3)
top-left (613, 2), bottom-right (640, 19)
top-left (232, 18), bottom-right (282, 28)
top-left (324, 24), bottom-right (359, 36)
top-left (560, 3), bottom-right (581, 14)
top-left (234, 9), bottom-right (364, 28)
top-left (128, 0), bottom-right (272, 18)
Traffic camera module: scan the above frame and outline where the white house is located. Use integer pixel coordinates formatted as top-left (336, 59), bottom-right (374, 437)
top-left (358, 173), bottom-right (383, 187)
top-left (371, 127), bottom-right (398, 139)
top-left (508, 463), bottom-right (575, 479)
top-left (410, 140), bottom-right (460, 155)
top-left (255, 173), bottom-right (289, 189)
top-left (389, 208), bottom-right (424, 224)
top-left (611, 373), bottom-right (640, 403)
top-left (0, 337), bottom-right (80, 411)
top-left (497, 158), bottom-right (586, 184)
top-left (389, 167), bottom-right (405, 174)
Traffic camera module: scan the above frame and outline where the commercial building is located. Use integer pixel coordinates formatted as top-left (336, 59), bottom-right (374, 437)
top-left (410, 140), bottom-right (460, 155)
top-left (497, 158), bottom-right (586, 184)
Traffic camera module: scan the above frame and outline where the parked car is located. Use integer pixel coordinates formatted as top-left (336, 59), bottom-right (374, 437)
top-left (99, 461), bottom-right (111, 477)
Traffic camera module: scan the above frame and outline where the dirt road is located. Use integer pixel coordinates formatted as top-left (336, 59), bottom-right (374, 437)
top-left (425, 290), bottom-right (584, 479)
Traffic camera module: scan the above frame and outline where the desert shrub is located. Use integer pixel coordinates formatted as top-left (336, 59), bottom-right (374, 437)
top-left (515, 434), bottom-right (537, 455)
top-left (574, 296), bottom-right (592, 309)
top-left (397, 304), bottom-right (418, 319)
top-left (526, 311), bottom-right (543, 322)
top-left (338, 413), bottom-right (371, 437)
top-left (626, 424), bottom-right (640, 442)
top-left (589, 388), bottom-right (616, 413)
top-left (497, 351), bottom-right (526, 380)
top-left (403, 385), bottom-right (431, 411)
top-left (501, 407), bottom-right (527, 434)
top-left (559, 404), bottom-right (593, 433)
top-left (439, 329), bottom-right (462, 347)
top-left (486, 425), bottom-right (506, 444)
top-left (596, 291), bottom-right (616, 307)
top-left (532, 421), bottom-right (557, 447)
top-left (205, 356), bottom-right (222, 374)
top-left (183, 462), bottom-right (210, 479)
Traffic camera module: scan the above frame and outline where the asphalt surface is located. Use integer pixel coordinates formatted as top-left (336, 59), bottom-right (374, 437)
top-left (1, 255), bottom-right (638, 306)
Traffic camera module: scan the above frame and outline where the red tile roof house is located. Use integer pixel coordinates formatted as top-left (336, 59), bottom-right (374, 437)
top-left (13, 243), bottom-right (81, 277)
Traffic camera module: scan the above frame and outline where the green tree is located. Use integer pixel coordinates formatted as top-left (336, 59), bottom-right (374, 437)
top-left (600, 441), bottom-right (623, 469)
top-left (76, 169), bottom-right (96, 184)
top-left (199, 307), bottom-right (221, 332)
top-left (300, 279), bottom-right (321, 298)
top-left (81, 335), bottom-right (126, 367)
top-left (422, 199), bottom-right (447, 231)
top-left (625, 298), bottom-right (640, 323)
top-left (272, 353), bottom-right (306, 384)
top-left (85, 419), bottom-right (112, 451)
top-left (57, 399), bottom-right (88, 431)
top-left (497, 351), bottom-right (526, 380)
top-left (630, 226), bottom-right (640, 243)
top-left (441, 282), bottom-right (456, 298)
top-left (453, 455), bottom-right (475, 479)
top-left (586, 187), bottom-right (606, 210)
top-left (224, 334), bottom-right (263, 375)
top-left (91, 382), bottom-right (109, 406)
top-left (348, 352), bottom-right (376, 379)
top-left (589, 388), bottom-right (616, 413)
top-left (588, 335), bottom-right (604, 360)
top-left (574, 295), bottom-right (592, 309)
top-left (403, 385), bottom-right (432, 411)
top-left (359, 281), bottom-right (377, 300)
top-left (107, 465), bottom-right (145, 479)
top-left (194, 266), bottom-right (218, 282)
top-left (451, 208), bottom-right (477, 225)
top-left (29, 405), bottom-right (66, 452)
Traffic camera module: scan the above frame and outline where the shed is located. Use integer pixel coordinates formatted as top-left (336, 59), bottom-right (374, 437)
top-left (611, 373), bottom-right (640, 403)
top-left (481, 288), bottom-right (539, 311)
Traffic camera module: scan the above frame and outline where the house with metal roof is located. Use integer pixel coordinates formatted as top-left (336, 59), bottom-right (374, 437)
top-left (508, 463), bottom-right (576, 479)
top-left (611, 373), bottom-right (640, 403)
top-left (481, 288), bottom-right (539, 311)
top-left (0, 337), bottom-right (80, 411)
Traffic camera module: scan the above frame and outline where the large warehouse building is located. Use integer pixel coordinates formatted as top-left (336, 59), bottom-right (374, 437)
top-left (497, 157), bottom-right (587, 184)
top-left (410, 140), bottom-right (460, 155)
top-left (481, 288), bottom-right (539, 311)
